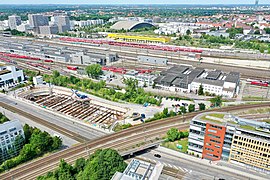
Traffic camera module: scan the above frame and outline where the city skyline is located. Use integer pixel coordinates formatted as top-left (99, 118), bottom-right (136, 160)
top-left (0, 0), bottom-right (269, 5)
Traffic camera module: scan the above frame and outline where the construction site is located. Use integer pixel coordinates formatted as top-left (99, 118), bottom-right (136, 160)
top-left (18, 86), bottom-right (128, 129)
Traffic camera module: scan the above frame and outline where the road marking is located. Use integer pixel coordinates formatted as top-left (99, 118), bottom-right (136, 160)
top-left (163, 163), bottom-right (168, 166)
top-left (173, 165), bottom-right (178, 169)
top-left (168, 164), bottom-right (173, 168)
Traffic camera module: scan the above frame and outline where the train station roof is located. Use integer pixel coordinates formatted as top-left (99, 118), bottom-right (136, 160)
top-left (111, 21), bottom-right (154, 30)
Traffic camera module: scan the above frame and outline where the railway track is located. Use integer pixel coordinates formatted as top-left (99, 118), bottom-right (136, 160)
top-left (0, 102), bottom-right (270, 179)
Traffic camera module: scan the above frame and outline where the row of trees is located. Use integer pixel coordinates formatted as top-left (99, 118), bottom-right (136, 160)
top-left (37, 148), bottom-right (127, 180)
top-left (146, 102), bottom-right (206, 123)
top-left (167, 128), bottom-right (189, 142)
top-left (0, 124), bottom-right (62, 172)
top-left (42, 70), bottom-right (160, 106)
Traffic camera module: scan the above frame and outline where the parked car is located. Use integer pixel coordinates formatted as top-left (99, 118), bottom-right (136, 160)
top-left (154, 154), bottom-right (161, 158)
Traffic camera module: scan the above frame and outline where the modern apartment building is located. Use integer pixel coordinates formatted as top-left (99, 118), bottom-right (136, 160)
top-left (8, 15), bottom-right (22, 30)
top-left (188, 112), bottom-right (270, 172)
top-left (0, 120), bottom-right (25, 163)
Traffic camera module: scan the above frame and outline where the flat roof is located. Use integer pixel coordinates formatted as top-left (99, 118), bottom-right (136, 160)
top-left (206, 70), bottom-right (221, 80)
top-left (0, 69), bottom-right (11, 75)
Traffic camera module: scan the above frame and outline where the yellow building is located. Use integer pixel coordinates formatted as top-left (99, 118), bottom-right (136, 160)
top-left (107, 33), bottom-right (171, 44)
top-left (229, 130), bottom-right (270, 172)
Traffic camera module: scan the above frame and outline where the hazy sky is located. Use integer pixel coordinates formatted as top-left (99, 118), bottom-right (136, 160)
top-left (0, 0), bottom-right (269, 4)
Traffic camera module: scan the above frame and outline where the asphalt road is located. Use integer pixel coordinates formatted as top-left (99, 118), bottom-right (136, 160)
top-left (0, 94), bottom-right (107, 141)
top-left (0, 106), bottom-right (78, 147)
top-left (138, 148), bottom-right (267, 180)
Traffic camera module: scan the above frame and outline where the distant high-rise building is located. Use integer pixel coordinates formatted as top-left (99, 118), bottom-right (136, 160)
top-left (255, 0), bottom-right (259, 6)
top-left (53, 15), bottom-right (70, 33)
top-left (39, 25), bottom-right (59, 35)
top-left (8, 15), bottom-right (21, 30)
top-left (28, 14), bottom-right (49, 33)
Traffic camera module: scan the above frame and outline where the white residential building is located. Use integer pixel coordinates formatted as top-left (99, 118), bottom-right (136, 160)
top-left (0, 65), bottom-right (25, 88)
top-left (8, 15), bottom-right (22, 30)
top-left (71, 19), bottom-right (104, 28)
top-left (124, 70), bottom-right (156, 87)
top-left (0, 120), bottom-right (25, 163)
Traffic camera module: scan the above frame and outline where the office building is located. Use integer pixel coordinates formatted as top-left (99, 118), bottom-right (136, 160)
top-left (0, 120), bottom-right (25, 163)
top-left (8, 15), bottom-right (21, 30)
top-left (39, 25), bottom-right (59, 35)
top-left (54, 15), bottom-right (70, 33)
top-left (188, 112), bottom-right (270, 172)
top-left (111, 159), bottom-right (163, 180)
top-left (70, 52), bottom-right (118, 65)
top-left (28, 14), bottom-right (49, 33)
top-left (0, 65), bottom-right (25, 88)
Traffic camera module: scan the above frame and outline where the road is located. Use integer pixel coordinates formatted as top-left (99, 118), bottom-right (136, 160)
top-left (0, 106), bottom-right (78, 147)
top-left (138, 147), bottom-right (269, 180)
top-left (0, 94), bottom-right (107, 141)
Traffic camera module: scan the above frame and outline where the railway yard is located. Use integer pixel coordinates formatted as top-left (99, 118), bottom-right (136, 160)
top-left (0, 34), bottom-right (270, 180)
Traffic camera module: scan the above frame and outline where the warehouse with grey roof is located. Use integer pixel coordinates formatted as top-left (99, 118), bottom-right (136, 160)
top-left (154, 66), bottom-right (240, 98)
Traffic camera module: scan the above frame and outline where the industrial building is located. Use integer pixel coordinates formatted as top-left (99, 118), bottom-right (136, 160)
top-left (108, 33), bottom-right (170, 43)
top-left (154, 66), bottom-right (240, 98)
top-left (70, 52), bottom-right (118, 65)
top-left (8, 15), bottom-right (21, 30)
top-left (0, 65), bottom-right (24, 88)
top-left (0, 38), bottom-right (118, 64)
top-left (111, 159), bottom-right (163, 180)
top-left (188, 112), bottom-right (270, 172)
top-left (138, 56), bottom-right (168, 65)
top-left (111, 21), bottom-right (155, 31)
top-left (0, 120), bottom-right (25, 163)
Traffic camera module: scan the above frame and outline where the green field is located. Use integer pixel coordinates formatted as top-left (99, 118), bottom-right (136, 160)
top-left (161, 138), bottom-right (188, 153)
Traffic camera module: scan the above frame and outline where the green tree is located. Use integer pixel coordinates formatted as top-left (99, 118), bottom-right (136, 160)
top-left (162, 108), bottom-right (169, 117)
top-left (180, 106), bottom-right (186, 114)
top-left (167, 128), bottom-right (180, 142)
top-left (85, 64), bottom-right (102, 79)
top-left (265, 28), bottom-right (270, 34)
top-left (198, 103), bottom-right (206, 111)
top-left (74, 158), bottom-right (86, 173)
top-left (23, 124), bottom-right (33, 144)
top-left (198, 84), bottom-right (204, 95)
top-left (188, 104), bottom-right (195, 112)
top-left (52, 70), bottom-right (60, 79)
top-left (254, 30), bottom-right (260, 35)
top-left (186, 29), bottom-right (191, 35)
top-left (78, 149), bottom-right (127, 180)
top-left (55, 159), bottom-right (75, 180)
top-left (210, 96), bottom-right (222, 107)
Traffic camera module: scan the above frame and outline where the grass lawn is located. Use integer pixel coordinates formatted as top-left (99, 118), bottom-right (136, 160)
top-left (201, 113), bottom-right (225, 124)
top-left (161, 138), bottom-right (188, 153)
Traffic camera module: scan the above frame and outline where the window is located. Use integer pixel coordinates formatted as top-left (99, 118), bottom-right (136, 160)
top-left (208, 129), bottom-right (217, 133)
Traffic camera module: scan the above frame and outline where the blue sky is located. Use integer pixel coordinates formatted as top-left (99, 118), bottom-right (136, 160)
top-left (0, 0), bottom-right (269, 4)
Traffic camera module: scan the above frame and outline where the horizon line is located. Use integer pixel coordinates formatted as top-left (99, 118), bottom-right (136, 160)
top-left (0, 3), bottom-right (269, 5)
